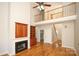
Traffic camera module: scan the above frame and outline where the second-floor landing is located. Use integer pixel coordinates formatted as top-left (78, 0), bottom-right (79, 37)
top-left (34, 15), bottom-right (77, 26)
top-left (32, 2), bottom-right (78, 25)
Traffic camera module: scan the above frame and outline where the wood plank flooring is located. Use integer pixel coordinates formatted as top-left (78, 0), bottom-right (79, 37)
top-left (16, 43), bottom-right (77, 56)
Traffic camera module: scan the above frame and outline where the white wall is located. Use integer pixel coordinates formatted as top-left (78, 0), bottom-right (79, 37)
top-left (30, 3), bottom-right (35, 26)
top-left (62, 21), bottom-right (75, 49)
top-left (74, 2), bottom-right (79, 53)
top-left (30, 3), bottom-right (40, 25)
top-left (0, 2), bottom-right (32, 56)
top-left (0, 3), bottom-right (9, 55)
top-left (9, 2), bottom-right (31, 55)
top-left (36, 24), bottom-right (53, 44)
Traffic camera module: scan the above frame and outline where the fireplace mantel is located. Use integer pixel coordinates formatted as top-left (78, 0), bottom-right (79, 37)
top-left (15, 37), bottom-right (28, 42)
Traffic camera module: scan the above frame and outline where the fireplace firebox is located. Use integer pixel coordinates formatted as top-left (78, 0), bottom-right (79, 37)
top-left (15, 40), bottom-right (28, 53)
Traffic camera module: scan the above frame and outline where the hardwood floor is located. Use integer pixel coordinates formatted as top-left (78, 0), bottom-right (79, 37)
top-left (16, 43), bottom-right (77, 56)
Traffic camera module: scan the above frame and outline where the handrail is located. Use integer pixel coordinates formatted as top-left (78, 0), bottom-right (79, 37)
top-left (45, 2), bottom-right (76, 13)
top-left (34, 2), bottom-right (76, 22)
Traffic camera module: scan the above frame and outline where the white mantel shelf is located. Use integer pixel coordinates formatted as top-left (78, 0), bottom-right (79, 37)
top-left (34, 15), bottom-right (77, 26)
top-left (15, 37), bottom-right (28, 42)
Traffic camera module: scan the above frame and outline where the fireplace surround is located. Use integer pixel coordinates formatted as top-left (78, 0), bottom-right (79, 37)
top-left (15, 40), bottom-right (28, 53)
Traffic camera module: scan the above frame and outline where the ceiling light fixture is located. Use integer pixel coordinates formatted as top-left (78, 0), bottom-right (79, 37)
top-left (37, 5), bottom-right (45, 11)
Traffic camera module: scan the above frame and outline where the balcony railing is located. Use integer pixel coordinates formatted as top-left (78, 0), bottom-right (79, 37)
top-left (34, 3), bottom-right (76, 22)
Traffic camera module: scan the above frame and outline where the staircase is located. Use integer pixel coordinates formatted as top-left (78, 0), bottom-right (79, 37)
top-left (52, 24), bottom-right (62, 48)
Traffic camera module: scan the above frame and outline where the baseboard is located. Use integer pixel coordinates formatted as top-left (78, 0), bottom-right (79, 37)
top-left (72, 49), bottom-right (79, 56)
top-left (0, 52), bottom-right (9, 56)
top-left (44, 41), bottom-right (52, 44)
top-left (62, 46), bottom-right (78, 55)
top-left (1, 54), bottom-right (9, 56)
top-left (8, 53), bottom-right (16, 56)
top-left (8, 54), bottom-right (15, 56)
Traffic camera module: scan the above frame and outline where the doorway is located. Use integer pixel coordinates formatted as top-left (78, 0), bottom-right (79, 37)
top-left (40, 30), bottom-right (44, 43)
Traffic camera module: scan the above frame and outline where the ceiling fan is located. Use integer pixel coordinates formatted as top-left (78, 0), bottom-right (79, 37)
top-left (33, 2), bottom-right (51, 10)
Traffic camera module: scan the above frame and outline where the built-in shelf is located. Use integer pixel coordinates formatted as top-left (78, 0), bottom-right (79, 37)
top-left (15, 22), bottom-right (28, 38)
top-left (30, 26), bottom-right (37, 47)
top-left (15, 37), bottom-right (28, 42)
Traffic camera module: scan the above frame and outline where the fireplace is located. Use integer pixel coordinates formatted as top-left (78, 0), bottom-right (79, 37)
top-left (15, 40), bottom-right (28, 53)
